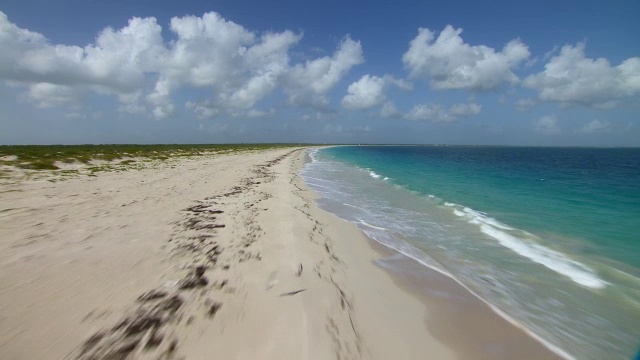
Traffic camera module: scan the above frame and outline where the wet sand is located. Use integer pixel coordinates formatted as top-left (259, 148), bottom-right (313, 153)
top-left (369, 240), bottom-right (565, 359)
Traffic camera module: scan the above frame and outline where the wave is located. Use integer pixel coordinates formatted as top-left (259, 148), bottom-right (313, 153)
top-left (479, 225), bottom-right (606, 289)
top-left (453, 209), bottom-right (465, 217)
top-left (462, 207), bottom-right (513, 230)
top-left (343, 202), bottom-right (365, 211)
top-left (357, 218), bottom-right (387, 231)
top-left (304, 181), bottom-right (333, 190)
top-left (445, 202), bottom-right (607, 289)
top-left (308, 148), bottom-right (320, 162)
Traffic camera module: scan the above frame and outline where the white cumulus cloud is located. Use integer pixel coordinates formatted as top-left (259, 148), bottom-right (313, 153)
top-left (0, 11), bottom-right (363, 119)
top-left (402, 25), bottom-right (530, 91)
top-left (523, 42), bottom-right (640, 108)
top-left (341, 75), bottom-right (386, 110)
top-left (0, 13), bottom-right (165, 92)
top-left (146, 13), bottom-right (301, 118)
top-left (285, 37), bottom-right (364, 109)
top-left (341, 74), bottom-right (413, 110)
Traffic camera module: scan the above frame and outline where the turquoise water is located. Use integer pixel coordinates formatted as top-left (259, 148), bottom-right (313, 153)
top-left (302, 145), bottom-right (640, 360)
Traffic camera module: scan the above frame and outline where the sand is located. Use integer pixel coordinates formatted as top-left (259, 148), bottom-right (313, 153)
top-left (0, 147), bottom-right (561, 359)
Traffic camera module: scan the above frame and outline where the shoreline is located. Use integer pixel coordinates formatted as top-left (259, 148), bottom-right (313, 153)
top-left (298, 147), bottom-right (564, 359)
top-left (292, 151), bottom-right (458, 359)
top-left (0, 146), bottom-right (565, 359)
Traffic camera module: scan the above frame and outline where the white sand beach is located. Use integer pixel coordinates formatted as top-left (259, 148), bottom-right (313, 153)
top-left (0, 148), bottom-right (560, 359)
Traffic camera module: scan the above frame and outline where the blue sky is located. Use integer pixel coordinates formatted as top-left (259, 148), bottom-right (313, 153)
top-left (1, 0), bottom-right (639, 145)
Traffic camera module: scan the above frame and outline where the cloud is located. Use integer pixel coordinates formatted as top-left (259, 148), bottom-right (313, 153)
top-left (523, 42), bottom-right (640, 108)
top-left (402, 25), bottom-right (530, 91)
top-left (245, 108), bottom-right (275, 118)
top-left (27, 83), bottom-right (81, 108)
top-left (406, 104), bottom-right (451, 122)
top-left (534, 115), bottom-right (561, 135)
top-left (285, 37), bottom-right (364, 109)
top-left (384, 75), bottom-right (413, 90)
top-left (579, 119), bottom-right (610, 133)
top-left (341, 75), bottom-right (386, 110)
top-left (0, 11), bottom-right (362, 119)
top-left (118, 92), bottom-right (146, 114)
top-left (147, 13), bottom-right (301, 118)
top-left (380, 101), bottom-right (402, 118)
top-left (341, 74), bottom-right (413, 110)
top-left (64, 111), bottom-right (103, 120)
top-left (515, 98), bottom-right (537, 110)
top-left (147, 78), bottom-right (175, 119)
top-left (406, 102), bottom-right (481, 122)
top-left (0, 13), bottom-right (165, 93)
top-left (186, 100), bottom-right (220, 119)
top-left (448, 102), bottom-right (482, 116)
top-left (300, 111), bottom-right (337, 122)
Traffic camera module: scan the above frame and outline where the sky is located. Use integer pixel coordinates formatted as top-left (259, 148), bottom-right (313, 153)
top-left (1, 0), bottom-right (639, 146)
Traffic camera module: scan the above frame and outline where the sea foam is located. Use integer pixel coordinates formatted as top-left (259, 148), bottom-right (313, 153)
top-left (479, 225), bottom-right (607, 289)
top-left (358, 218), bottom-right (387, 230)
top-left (447, 203), bottom-right (607, 289)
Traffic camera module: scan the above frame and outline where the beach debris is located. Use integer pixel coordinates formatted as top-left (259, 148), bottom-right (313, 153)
top-left (215, 279), bottom-right (228, 289)
top-left (183, 217), bottom-right (225, 231)
top-left (177, 265), bottom-right (209, 290)
top-left (115, 295), bottom-right (183, 337)
top-left (279, 289), bottom-right (306, 297)
top-left (297, 263), bottom-right (303, 276)
top-left (145, 328), bottom-right (164, 349)
top-left (206, 244), bottom-right (223, 264)
top-left (137, 289), bottom-right (168, 302)
top-left (184, 203), bottom-right (224, 214)
top-left (205, 298), bottom-right (223, 318)
top-left (75, 293), bottom-right (184, 359)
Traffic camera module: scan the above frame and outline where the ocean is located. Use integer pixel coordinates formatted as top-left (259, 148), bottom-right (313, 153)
top-left (301, 145), bottom-right (640, 360)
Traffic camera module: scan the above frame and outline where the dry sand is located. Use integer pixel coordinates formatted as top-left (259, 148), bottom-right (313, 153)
top-left (0, 147), bottom-right (560, 359)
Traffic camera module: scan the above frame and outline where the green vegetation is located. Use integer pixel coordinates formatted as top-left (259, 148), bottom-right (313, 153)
top-left (0, 144), bottom-right (308, 173)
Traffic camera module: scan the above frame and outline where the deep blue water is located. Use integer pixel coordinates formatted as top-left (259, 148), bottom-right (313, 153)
top-left (302, 145), bottom-right (640, 360)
